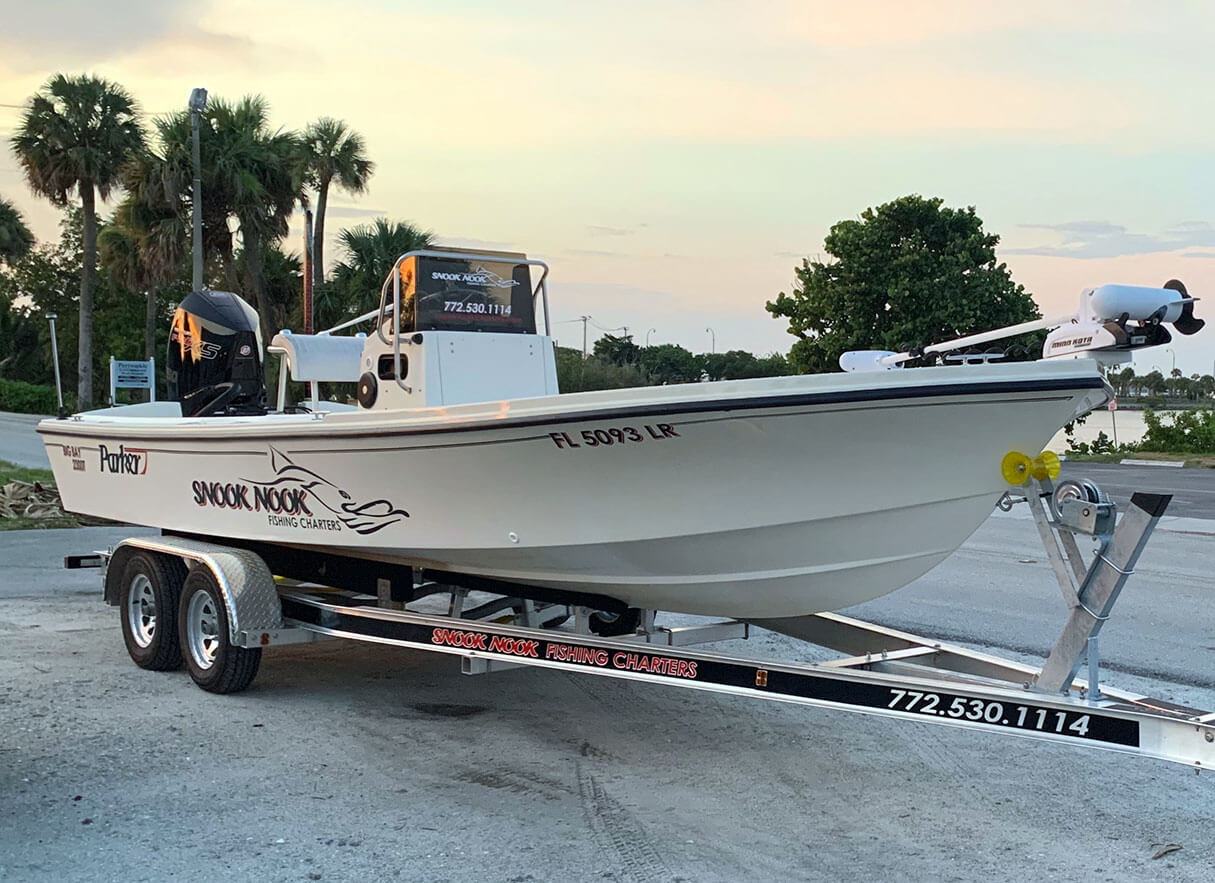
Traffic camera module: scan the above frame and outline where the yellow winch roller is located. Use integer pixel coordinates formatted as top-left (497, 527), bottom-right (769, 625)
top-left (1001, 451), bottom-right (1033, 487)
top-left (1031, 450), bottom-right (1062, 481)
top-left (1001, 450), bottom-right (1062, 486)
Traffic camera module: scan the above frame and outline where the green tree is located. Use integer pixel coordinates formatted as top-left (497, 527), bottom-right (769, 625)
top-left (301, 118), bottom-right (375, 290)
top-left (638, 343), bottom-right (700, 385)
top-left (137, 96), bottom-right (307, 345)
top-left (554, 346), bottom-right (647, 392)
top-left (11, 73), bottom-right (146, 407)
top-left (0, 220), bottom-right (78, 385)
top-left (239, 243), bottom-right (301, 338)
top-left (1142, 369), bottom-right (1166, 395)
top-left (0, 197), bottom-right (35, 265)
top-left (766, 195), bottom-right (1041, 374)
top-left (700, 349), bottom-right (792, 381)
top-left (0, 208), bottom-right (150, 400)
top-left (325, 218), bottom-right (434, 329)
top-left (99, 197), bottom-right (186, 362)
top-left (592, 333), bottom-right (639, 366)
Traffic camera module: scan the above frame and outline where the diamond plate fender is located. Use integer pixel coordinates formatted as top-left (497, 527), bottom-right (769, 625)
top-left (105, 536), bottom-right (283, 641)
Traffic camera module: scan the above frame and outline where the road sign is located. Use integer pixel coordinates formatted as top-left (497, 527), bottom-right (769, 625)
top-left (110, 357), bottom-right (156, 404)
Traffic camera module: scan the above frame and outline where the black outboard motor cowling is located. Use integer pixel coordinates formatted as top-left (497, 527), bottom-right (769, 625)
top-left (167, 290), bottom-right (267, 417)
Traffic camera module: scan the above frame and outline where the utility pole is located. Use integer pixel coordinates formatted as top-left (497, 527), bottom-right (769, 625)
top-left (580, 315), bottom-right (589, 359)
top-left (303, 209), bottom-right (314, 334)
top-left (188, 87), bottom-right (208, 292)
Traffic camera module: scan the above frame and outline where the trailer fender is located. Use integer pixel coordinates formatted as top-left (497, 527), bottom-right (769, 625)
top-left (105, 536), bottom-right (282, 644)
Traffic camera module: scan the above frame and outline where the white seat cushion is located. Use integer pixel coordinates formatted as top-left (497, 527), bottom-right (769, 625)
top-left (269, 331), bottom-right (364, 382)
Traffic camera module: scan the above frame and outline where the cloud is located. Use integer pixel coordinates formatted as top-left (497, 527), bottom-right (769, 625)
top-left (586, 224), bottom-right (644, 237)
top-left (1006, 221), bottom-right (1215, 259)
top-left (0, 1), bottom-right (197, 71)
top-left (566, 249), bottom-right (624, 259)
top-left (438, 236), bottom-right (517, 251)
top-left (324, 205), bottom-right (387, 219)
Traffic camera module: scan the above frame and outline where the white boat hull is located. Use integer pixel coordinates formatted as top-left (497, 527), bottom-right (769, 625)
top-left (39, 361), bottom-right (1108, 618)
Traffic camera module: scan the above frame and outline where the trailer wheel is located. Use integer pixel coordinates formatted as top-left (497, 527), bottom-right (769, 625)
top-left (119, 552), bottom-right (187, 671)
top-left (178, 568), bottom-right (261, 694)
top-left (589, 607), bottom-right (642, 637)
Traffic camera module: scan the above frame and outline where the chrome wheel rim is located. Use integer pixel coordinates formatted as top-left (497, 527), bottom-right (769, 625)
top-left (186, 590), bottom-right (220, 671)
top-left (126, 574), bottom-right (157, 648)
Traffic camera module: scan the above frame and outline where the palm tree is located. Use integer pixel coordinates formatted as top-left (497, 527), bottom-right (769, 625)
top-left (323, 218), bottom-right (433, 330)
top-left (11, 74), bottom-right (145, 408)
top-left (301, 118), bottom-right (375, 290)
top-left (99, 196), bottom-right (184, 361)
top-left (0, 196), bottom-right (35, 265)
top-left (139, 96), bottom-right (306, 345)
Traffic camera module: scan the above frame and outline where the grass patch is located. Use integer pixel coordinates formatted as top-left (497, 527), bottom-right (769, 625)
top-left (0, 514), bottom-right (83, 531)
top-left (1063, 451), bottom-right (1215, 468)
top-left (0, 459), bottom-right (55, 485)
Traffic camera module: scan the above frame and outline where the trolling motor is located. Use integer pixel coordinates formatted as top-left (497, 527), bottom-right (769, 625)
top-left (840, 279), bottom-right (1203, 372)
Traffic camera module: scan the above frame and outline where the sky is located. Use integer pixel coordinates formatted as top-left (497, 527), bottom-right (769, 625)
top-left (1, 0), bottom-right (1214, 376)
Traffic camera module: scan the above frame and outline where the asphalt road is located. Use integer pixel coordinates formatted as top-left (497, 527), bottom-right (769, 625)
top-left (0, 413), bottom-right (49, 469)
top-left (2, 519), bottom-right (1214, 882)
top-left (1059, 461), bottom-right (1215, 519)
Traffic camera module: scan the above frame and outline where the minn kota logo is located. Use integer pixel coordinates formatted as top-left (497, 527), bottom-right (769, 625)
top-left (248, 446), bottom-right (409, 535)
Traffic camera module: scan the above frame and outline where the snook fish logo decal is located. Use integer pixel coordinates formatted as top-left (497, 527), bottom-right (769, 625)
top-left (250, 447), bottom-right (410, 535)
top-left (193, 447), bottom-right (409, 535)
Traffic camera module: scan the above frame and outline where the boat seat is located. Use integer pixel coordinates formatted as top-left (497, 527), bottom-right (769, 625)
top-left (269, 331), bottom-right (364, 382)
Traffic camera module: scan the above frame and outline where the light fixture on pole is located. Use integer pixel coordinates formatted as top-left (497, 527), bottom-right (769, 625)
top-left (645, 328), bottom-right (656, 346)
top-left (188, 87), bottom-right (208, 292)
top-left (705, 327), bottom-right (715, 354)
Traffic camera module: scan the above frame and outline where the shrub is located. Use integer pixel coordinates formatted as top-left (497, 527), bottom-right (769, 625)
top-left (0, 378), bottom-right (67, 415)
top-left (1138, 409), bottom-right (1215, 454)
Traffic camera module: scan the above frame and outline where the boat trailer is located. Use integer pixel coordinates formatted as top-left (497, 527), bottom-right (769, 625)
top-left (71, 475), bottom-right (1215, 769)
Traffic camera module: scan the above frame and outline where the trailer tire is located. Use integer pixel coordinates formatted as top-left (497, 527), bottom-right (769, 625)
top-left (119, 552), bottom-right (187, 671)
top-left (589, 607), bottom-right (642, 637)
top-left (178, 568), bottom-right (261, 694)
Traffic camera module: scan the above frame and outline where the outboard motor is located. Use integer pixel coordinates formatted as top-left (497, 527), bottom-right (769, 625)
top-left (167, 290), bottom-right (267, 417)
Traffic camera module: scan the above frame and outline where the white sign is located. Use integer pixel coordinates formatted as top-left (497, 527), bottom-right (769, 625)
top-left (110, 357), bottom-right (156, 404)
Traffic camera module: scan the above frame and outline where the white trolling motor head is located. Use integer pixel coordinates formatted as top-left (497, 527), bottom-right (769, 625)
top-left (840, 278), bottom-right (1204, 372)
top-left (1042, 279), bottom-right (1204, 365)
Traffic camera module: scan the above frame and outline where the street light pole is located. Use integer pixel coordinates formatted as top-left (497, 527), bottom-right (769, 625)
top-left (645, 328), bottom-right (656, 346)
top-left (188, 87), bottom-right (208, 292)
top-left (705, 327), bottom-right (715, 354)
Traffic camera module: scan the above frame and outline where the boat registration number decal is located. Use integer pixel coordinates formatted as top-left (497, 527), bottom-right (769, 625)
top-left (549, 424), bottom-right (679, 450)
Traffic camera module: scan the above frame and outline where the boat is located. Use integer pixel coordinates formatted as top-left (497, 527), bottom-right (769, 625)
top-left (36, 249), bottom-right (1203, 620)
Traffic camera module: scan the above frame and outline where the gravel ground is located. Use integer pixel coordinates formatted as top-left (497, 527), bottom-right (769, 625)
top-left (2, 517), bottom-right (1214, 882)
